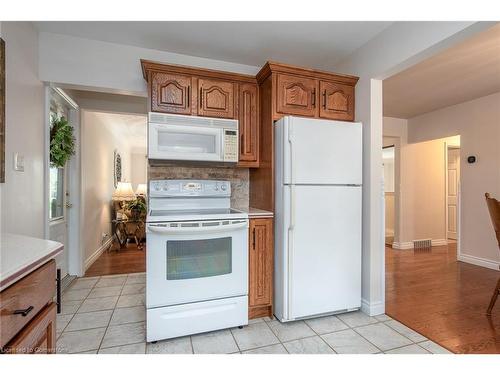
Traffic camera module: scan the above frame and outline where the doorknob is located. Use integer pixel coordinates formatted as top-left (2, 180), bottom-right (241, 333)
top-left (65, 202), bottom-right (73, 208)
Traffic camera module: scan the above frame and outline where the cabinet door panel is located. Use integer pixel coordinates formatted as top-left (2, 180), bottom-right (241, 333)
top-left (319, 80), bottom-right (355, 121)
top-left (249, 218), bottom-right (273, 308)
top-left (151, 72), bottom-right (192, 115)
top-left (4, 303), bottom-right (56, 354)
top-left (0, 260), bottom-right (55, 348)
top-left (276, 74), bottom-right (317, 117)
top-left (198, 79), bottom-right (235, 118)
top-left (238, 83), bottom-right (259, 167)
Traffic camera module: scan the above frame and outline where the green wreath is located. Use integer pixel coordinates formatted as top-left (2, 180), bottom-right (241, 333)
top-left (50, 116), bottom-right (75, 168)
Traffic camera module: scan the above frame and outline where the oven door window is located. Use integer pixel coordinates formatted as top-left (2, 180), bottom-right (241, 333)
top-left (166, 237), bottom-right (232, 280)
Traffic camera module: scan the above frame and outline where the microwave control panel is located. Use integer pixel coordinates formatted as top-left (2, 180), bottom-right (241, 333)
top-left (223, 129), bottom-right (238, 162)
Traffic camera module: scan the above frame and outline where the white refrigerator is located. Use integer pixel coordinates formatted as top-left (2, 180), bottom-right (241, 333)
top-left (274, 116), bottom-right (362, 322)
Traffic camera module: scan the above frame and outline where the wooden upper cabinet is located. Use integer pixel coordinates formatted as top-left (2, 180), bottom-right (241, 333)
top-left (249, 218), bottom-right (273, 309)
top-left (319, 80), bottom-right (355, 121)
top-left (276, 74), bottom-right (317, 117)
top-left (198, 78), bottom-right (235, 119)
top-left (151, 72), bottom-right (193, 115)
top-left (238, 83), bottom-right (259, 167)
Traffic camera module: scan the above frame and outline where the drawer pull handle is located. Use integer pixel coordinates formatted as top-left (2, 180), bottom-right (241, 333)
top-left (14, 306), bottom-right (34, 317)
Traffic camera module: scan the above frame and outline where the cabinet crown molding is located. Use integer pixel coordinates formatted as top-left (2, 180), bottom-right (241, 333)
top-left (141, 59), bottom-right (257, 84)
top-left (256, 61), bottom-right (359, 86)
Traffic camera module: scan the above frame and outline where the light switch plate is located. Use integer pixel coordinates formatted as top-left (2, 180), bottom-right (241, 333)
top-left (14, 153), bottom-right (24, 172)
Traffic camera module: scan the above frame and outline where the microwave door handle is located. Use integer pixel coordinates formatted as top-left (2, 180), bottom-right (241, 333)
top-left (147, 221), bottom-right (248, 234)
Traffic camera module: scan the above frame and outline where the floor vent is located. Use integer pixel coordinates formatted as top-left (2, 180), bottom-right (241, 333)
top-left (413, 239), bottom-right (432, 249)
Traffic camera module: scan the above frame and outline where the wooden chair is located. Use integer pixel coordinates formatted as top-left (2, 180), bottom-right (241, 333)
top-left (485, 193), bottom-right (500, 315)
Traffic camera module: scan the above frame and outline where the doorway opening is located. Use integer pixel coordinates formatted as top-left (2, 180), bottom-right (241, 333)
top-left (46, 87), bottom-right (149, 279)
top-left (80, 110), bottom-right (148, 277)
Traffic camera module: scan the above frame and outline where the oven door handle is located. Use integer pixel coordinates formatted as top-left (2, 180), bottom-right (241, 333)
top-left (147, 221), bottom-right (248, 234)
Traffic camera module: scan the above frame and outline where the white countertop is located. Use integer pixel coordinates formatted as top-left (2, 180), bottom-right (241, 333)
top-left (240, 207), bottom-right (274, 218)
top-left (0, 233), bottom-right (63, 291)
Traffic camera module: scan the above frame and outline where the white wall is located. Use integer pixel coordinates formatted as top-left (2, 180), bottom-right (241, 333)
top-left (130, 150), bottom-right (147, 189)
top-left (39, 32), bottom-right (260, 96)
top-left (408, 93), bottom-right (500, 268)
top-left (81, 111), bottom-right (133, 264)
top-left (0, 22), bottom-right (45, 237)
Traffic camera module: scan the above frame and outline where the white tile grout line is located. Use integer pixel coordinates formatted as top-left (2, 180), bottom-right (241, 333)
top-left (302, 319), bottom-right (339, 353)
top-left (261, 315), bottom-right (290, 353)
top-left (228, 327), bottom-right (242, 353)
top-left (96, 277), bottom-right (127, 352)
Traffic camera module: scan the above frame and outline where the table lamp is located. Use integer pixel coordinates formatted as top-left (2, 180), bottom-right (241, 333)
top-left (112, 182), bottom-right (136, 219)
top-left (135, 183), bottom-right (147, 196)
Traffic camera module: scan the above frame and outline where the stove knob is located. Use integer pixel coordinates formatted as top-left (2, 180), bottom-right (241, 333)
top-left (154, 184), bottom-right (161, 191)
top-left (221, 184), bottom-right (227, 191)
top-left (214, 185), bottom-right (219, 191)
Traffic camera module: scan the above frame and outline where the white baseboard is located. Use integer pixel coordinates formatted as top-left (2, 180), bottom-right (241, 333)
top-left (458, 253), bottom-right (500, 271)
top-left (361, 299), bottom-right (385, 316)
top-left (392, 239), bottom-right (448, 250)
top-left (431, 238), bottom-right (448, 246)
top-left (84, 238), bottom-right (113, 271)
top-left (392, 241), bottom-right (413, 250)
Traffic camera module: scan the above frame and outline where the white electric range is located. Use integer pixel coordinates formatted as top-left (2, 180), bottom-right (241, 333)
top-left (146, 179), bottom-right (249, 342)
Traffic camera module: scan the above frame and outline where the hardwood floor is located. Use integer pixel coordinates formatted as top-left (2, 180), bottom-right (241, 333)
top-left (84, 243), bottom-right (146, 277)
top-left (386, 243), bottom-right (500, 353)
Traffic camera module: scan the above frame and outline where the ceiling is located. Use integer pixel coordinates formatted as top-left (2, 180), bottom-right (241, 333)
top-left (383, 23), bottom-right (500, 119)
top-left (33, 21), bottom-right (392, 70)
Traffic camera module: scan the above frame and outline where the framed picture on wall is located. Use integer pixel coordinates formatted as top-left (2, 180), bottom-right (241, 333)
top-left (114, 149), bottom-right (122, 188)
top-left (0, 38), bottom-right (5, 183)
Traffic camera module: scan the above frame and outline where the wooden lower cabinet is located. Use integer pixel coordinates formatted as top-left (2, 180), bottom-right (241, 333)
top-left (1, 260), bottom-right (57, 354)
top-left (248, 217), bottom-right (273, 319)
top-left (4, 303), bottom-right (56, 354)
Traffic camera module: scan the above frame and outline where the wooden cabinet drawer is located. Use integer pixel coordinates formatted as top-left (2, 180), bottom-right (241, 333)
top-left (3, 302), bottom-right (56, 354)
top-left (276, 73), bottom-right (317, 117)
top-left (197, 78), bottom-right (235, 119)
top-left (0, 260), bottom-right (55, 348)
top-left (319, 80), bottom-right (355, 121)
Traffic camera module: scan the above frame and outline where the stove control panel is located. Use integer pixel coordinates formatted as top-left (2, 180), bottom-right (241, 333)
top-left (149, 180), bottom-right (231, 197)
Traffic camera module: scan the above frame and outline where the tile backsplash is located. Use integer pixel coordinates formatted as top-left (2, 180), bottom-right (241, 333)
top-left (148, 165), bottom-right (249, 209)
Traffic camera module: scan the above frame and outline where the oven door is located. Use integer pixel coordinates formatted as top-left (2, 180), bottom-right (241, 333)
top-left (146, 219), bottom-right (248, 308)
top-left (148, 123), bottom-right (223, 162)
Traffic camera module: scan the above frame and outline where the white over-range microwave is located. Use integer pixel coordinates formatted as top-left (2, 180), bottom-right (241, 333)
top-left (148, 112), bottom-right (239, 163)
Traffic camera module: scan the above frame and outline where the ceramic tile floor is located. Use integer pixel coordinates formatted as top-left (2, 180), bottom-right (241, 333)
top-left (57, 273), bottom-right (452, 354)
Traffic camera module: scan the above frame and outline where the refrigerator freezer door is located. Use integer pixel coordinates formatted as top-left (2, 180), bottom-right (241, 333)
top-left (280, 116), bottom-right (362, 185)
top-left (287, 185), bottom-right (361, 319)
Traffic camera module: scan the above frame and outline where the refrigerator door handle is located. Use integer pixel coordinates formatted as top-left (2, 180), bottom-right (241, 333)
top-left (288, 125), bottom-right (295, 185)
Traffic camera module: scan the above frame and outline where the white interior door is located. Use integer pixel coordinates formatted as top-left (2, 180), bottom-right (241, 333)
top-left (282, 117), bottom-right (362, 185)
top-left (49, 165), bottom-right (69, 277)
top-left (288, 185), bottom-right (362, 319)
top-left (447, 148), bottom-right (460, 240)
